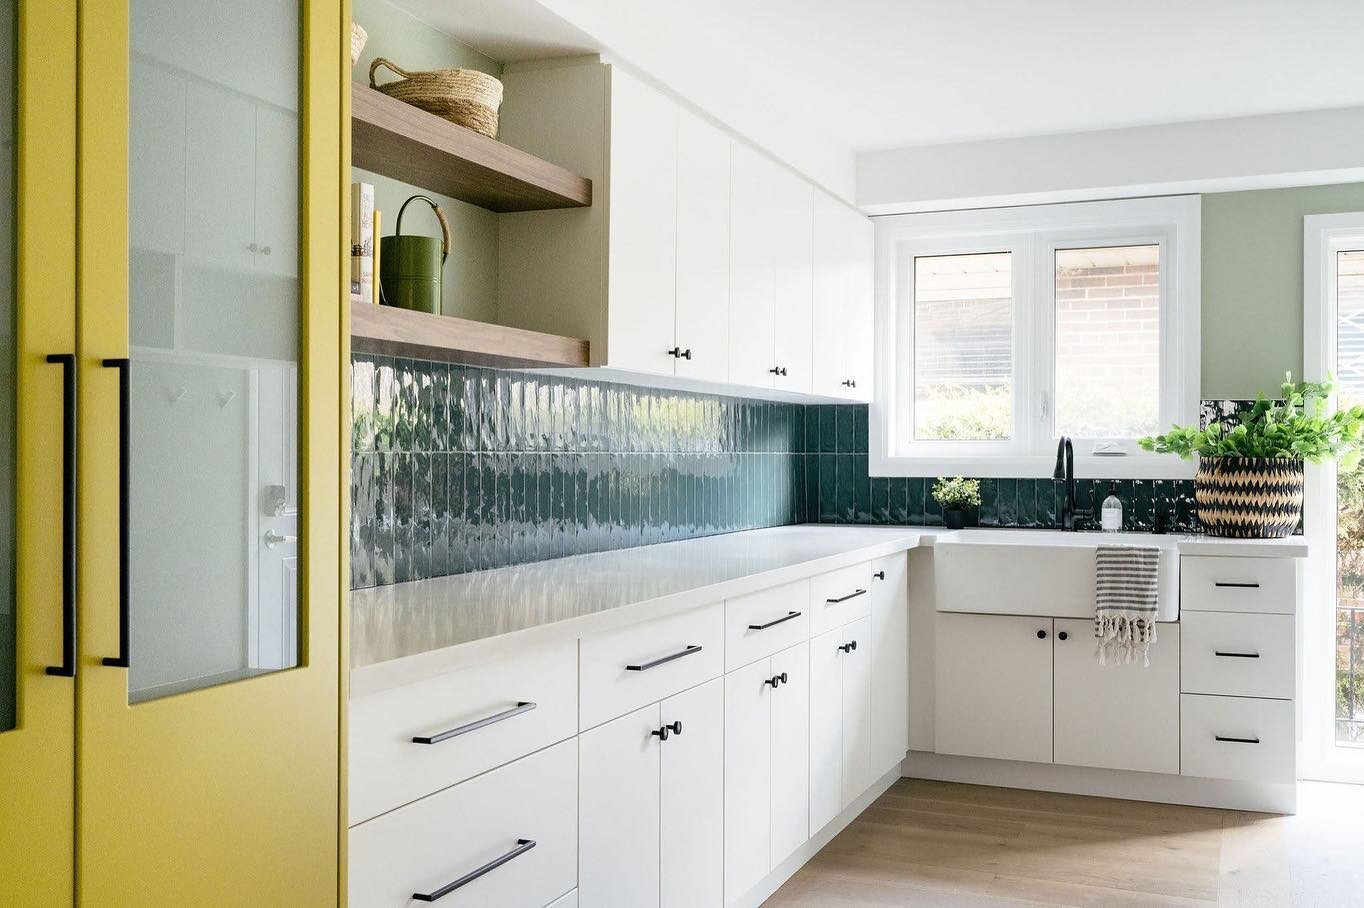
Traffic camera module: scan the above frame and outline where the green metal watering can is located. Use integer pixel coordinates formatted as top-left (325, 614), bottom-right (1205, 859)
top-left (380, 194), bottom-right (450, 314)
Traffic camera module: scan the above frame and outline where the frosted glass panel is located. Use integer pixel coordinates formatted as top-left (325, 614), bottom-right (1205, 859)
top-left (912, 252), bottom-right (1013, 441)
top-left (0, 0), bottom-right (14, 732)
top-left (127, 0), bottom-right (299, 703)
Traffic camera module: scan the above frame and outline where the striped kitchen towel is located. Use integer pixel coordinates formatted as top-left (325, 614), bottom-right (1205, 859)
top-left (1094, 545), bottom-right (1159, 667)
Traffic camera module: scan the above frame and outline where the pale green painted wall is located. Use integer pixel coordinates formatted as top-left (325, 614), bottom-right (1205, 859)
top-left (1202, 182), bottom-right (1364, 399)
top-left (351, 0), bottom-right (502, 322)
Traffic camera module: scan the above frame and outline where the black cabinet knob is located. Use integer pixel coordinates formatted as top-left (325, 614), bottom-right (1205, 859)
top-left (769, 366), bottom-right (788, 376)
top-left (652, 720), bottom-right (682, 741)
top-left (1058, 631), bottom-right (1069, 641)
top-left (873, 570), bottom-right (885, 581)
top-left (682, 348), bottom-right (692, 360)
top-left (1037, 629), bottom-right (1047, 639)
top-left (667, 346), bottom-right (682, 358)
top-left (838, 640), bottom-right (858, 653)
top-left (841, 379), bottom-right (856, 388)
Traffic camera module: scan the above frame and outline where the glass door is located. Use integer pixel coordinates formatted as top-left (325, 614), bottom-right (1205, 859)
top-left (74, 0), bottom-right (344, 901)
top-left (0, 1), bottom-right (78, 903)
top-left (1303, 213), bottom-right (1364, 783)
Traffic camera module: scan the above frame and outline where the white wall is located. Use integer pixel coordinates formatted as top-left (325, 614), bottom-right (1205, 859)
top-left (857, 106), bottom-right (1364, 215)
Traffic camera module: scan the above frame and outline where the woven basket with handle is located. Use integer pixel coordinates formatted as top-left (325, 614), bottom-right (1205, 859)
top-left (369, 57), bottom-right (504, 139)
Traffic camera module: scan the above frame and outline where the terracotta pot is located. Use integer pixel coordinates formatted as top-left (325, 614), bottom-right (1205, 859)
top-left (1194, 456), bottom-right (1304, 538)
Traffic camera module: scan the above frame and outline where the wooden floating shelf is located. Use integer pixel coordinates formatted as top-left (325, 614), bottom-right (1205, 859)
top-left (351, 83), bottom-right (593, 213)
top-left (350, 300), bottom-right (590, 369)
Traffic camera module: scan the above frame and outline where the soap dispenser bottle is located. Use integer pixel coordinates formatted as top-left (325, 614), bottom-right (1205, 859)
top-left (1101, 482), bottom-right (1123, 532)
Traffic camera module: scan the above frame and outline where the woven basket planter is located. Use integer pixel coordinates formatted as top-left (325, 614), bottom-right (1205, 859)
top-left (1194, 456), bottom-right (1304, 538)
top-left (369, 57), bottom-right (503, 139)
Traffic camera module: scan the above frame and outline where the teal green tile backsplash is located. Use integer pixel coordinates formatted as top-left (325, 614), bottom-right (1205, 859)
top-left (350, 353), bottom-right (1201, 590)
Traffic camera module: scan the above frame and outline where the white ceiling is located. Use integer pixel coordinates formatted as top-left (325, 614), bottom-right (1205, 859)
top-left (394, 0), bottom-right (1364, 193)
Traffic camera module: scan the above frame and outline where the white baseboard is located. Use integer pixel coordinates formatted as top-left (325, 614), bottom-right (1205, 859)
top-left (728, 766), bottom-right (903, 908)
top-left (904, 750), bottom-right (1297, 814)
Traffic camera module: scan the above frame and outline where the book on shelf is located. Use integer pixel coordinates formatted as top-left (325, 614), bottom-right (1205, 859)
top-left (350, 181), bottom-right (374, 306)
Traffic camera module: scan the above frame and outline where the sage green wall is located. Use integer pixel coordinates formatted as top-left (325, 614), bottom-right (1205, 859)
top-left (1202, 182), bottom-right (1364, 399)
top-left (351, 0), bottom-right (502, 322)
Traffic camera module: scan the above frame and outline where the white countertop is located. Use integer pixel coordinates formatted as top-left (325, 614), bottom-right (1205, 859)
top-left (348, 524), bottom-right (1306, 695)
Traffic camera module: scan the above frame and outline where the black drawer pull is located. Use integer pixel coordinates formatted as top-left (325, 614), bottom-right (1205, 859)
top-left (1214, 582), bottom-right (1260, 589)
top-left (749, 611), bottom-right (801, 631)
top-left (412, 838), bottom-right (536, 902)
top-left (412, 702), bottom-right (537, 745)
top-left (1215, 651), bottom-right (1261, 659)
top-left (627, 644), bottom-right (702, 672)
top-left (1215, 735), bottom-right (1261, 744)
top-left (825, 589), bottom-right (867, 604)
top-left (101, 357), bottom-right (131, 668)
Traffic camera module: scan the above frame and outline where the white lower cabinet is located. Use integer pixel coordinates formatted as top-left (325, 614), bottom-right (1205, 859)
top-left (869, 553), bottom-right (910, 776)
top-left (1053, 619), bottom-right (1180, 774)
top-left (723, 641), bottom-right (809, 904)
top-left (1181, 693), bottom-right (1295, 783)
top-left (810, 617), bottom-right (873, 832)
top-left (580, 678), bottom-right (725, 908)
top-left (935, 613), bottom-right (1054, 763)
top-left (348, 739), bottom-right (578, 907)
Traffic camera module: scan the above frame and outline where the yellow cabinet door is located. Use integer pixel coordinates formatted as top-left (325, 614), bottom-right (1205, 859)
top-left (0, 2), bottom-right (78, 905)
top-left (74, 1), bottom-right (345, 903)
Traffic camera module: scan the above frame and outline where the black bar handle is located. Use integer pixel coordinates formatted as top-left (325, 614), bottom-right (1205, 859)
top-left (1214, 581), bottom-right (1260, 589)
top-left (626, 644), bottom-right (701, 672)
top-left (101, 357), bottom-right (131, 668)
top-left (825, 589), bottom-right (867, 604)
top-left (1215, 735), bottom-right (1261, 744)
top-left (412, 838), bottom-right (536, 902)
top-left (412, 702), bottom-right (537, 745)
top-left (748, 610), bottom-right (801, 631)
top-left (45, 353), bottom-right (76, 678)
top-left (1214, 651), bottom-right (1261, 659)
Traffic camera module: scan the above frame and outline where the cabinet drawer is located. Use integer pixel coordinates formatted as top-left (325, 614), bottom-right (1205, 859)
top-left (349, 639), bottom-right (578, 825)
top-left (1180, 694), bottom-right (1294, 783)
top-left (725, 580), bottom-right (810, 671)
top-left (1181, 611), bottom-right (1294, 700)
top-left (1180, 556), bottom-right (1297, 615)
top-left (349, 740), bottom-right (578, 908)
top-left (580, 602), bottom-right (724, 729)
top-left (809, 562), bottom-right (873, 635)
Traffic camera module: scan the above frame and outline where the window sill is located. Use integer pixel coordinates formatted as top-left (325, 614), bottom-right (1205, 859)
top-left (868, 452), bottom-right (1197, 481)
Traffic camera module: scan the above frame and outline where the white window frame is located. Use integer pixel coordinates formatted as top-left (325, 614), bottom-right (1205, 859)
top-left (871, 196), bottom-right (1201, 479)
top-left (1301, 211), bottom-right (1364, 784)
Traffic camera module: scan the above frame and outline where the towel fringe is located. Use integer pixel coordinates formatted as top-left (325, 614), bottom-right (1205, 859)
top-left (1094, 614), bottom-right (1156, 668)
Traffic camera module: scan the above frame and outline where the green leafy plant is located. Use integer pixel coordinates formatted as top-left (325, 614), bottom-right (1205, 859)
top-left (1139, 374), bottom-right (1364, 472)
top-left (932, 476), bottom-right (981, 510)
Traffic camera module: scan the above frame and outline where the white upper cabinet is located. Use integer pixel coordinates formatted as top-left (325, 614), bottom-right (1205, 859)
top-left (674, 109), bottom-right (731, 384)
top-left (129, 59), bottom-right (186, 256)
top-left (185, 79), bottom-right (257, 272)
top-left (606, 69), bottom-right (678, 378)
top-left (813, 194), bottom-right (874, 401)
top-left (498, 60), bottom-right (869, 401)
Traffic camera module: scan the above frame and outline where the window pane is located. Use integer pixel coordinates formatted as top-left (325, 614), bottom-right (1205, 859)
top-left (913, 252), bottom-right (1012, 441)
top-left (1335, 249), bottom-right (1364, 746)
top-left (1054, 245), bottom-right (1160, 438)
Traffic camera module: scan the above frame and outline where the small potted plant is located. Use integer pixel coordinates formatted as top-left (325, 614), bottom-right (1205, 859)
top-left (1140, 374), bottom-right (1364, 537)
top-left (932, 476), bottom-right (981, 530)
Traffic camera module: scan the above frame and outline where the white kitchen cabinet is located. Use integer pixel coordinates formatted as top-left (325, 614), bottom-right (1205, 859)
top-left (768, 642), bottom-right (810, 870)
top-left (935, 613), bottom-right (1054, 764)
top-left (130, 59), bottom-right (186, 256)
top-left (674, 109), bottom-right (731, 383)
top-left (580, 678), bottom-right (725, 908)
top-left (727, 142), bottom-right (780, 391)
top-left (769, 170), bottom-right (814, 395)
top-left (605, 69), bottom-right (678, 378)
top-left (185, 79), bottom-right (257, 272)
top-left (869, 553), bottom-right (909, 776)
top-left (809, 618), bottom-right (872, 833)
top-left (660, 679), bottom-right (725, 908)
top-left (812, 193), bottom-right (874, 401)
top-left (253, 104), bottom-right (298, 276)
top-left (579, 704), bottom-right (661, 908)
top-left (723, 641), bottom-right (809, 904)
top-left (1053, 619), bottom-right (1180, 775)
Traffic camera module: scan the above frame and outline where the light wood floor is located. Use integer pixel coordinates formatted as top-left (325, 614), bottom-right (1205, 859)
top-left (764, 778), bottom-right (1364, 907)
